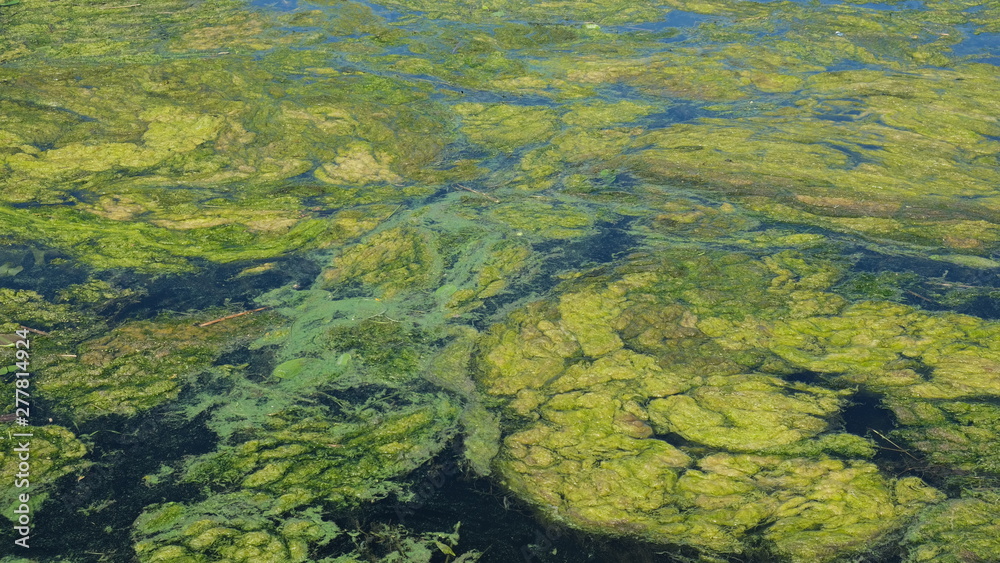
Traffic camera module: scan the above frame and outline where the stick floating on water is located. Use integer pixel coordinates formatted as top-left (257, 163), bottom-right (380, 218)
top-left (197, 307), bottom-right (269, 327)
top-left (456, 184), bottom-right (500, 203)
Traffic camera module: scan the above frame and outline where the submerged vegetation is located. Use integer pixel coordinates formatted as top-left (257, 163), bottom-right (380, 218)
top-left (1, 0), bottom-right (999, 560)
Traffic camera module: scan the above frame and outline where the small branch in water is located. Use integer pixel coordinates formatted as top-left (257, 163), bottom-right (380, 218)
top-left (197, 307), bottom-right (269, 327)
top-left (905, 289), bottom-right (934, 303)
top-left (384, 203), bottom-right (404, 220)
top-left (927, 281), bottom-right (985, 290)
top-left (20, 326), bottom-right (49, 336)
top-left (870, 428), bottom-right (919, 460)
top-left (456, 184), bottom-right (500, 203)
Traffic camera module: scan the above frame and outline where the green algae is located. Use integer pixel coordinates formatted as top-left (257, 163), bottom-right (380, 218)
top-left (125, 231), bottom-right (515, 560)
top-left (626, 63), bottom-right (1000, 258)
top-left (0, 0), bottom-right (278, 65)
top-left (0, 36), bottom-right (454, 272)
top-left (837, 271), bottom-right (924, 303)
top-left (454, 103), bottom-right (559, 153)
top-left (485, 198), bottom-right (597, 239)
top-left (320, 226), bottom-right (440, 300)
top-left (182, 395), bottom-right (459, 506)
top-left (902, 491), bottom-right (1000, 563)
top-left (2, 0), bottom-right (999, 560)
top-left (471, 246), bottom-right (1000, 560)
top-left (5, 0), bottom-right (994, 277)
top-left (0, 424), bottom-right (89, 524)
top-left (374, 0), bottom-right (667, 25)
top-left (888, 398), bottom-right (1000, 487)
top-left (135, 494), bottom-right (480, 562)
top-left (646, 374), bottom-right (850, 452)
top-left (134, 494), bottom-right (340, 562)
top-left (37, 310), bottom-right (276, 421)
top-left (126, 282), bottom-right (470, 560)
top-left (0, 288), bottom-right (89, 331)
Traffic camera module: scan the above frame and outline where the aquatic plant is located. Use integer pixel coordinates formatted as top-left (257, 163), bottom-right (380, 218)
top-left (0, 424), bottom-right (89, 524)
top-left (471, 247), bottom-right (1000, 561)
top-left (1, 0), bottom-right (999, 560)
top-left (36, 310), bottom-right (275, 421)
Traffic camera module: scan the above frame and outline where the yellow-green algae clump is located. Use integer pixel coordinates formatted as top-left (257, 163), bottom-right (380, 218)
top-left (902, 490), bottom-right (1000, 563)
top-left (0, 424), bottom-right (89, 524)
top-left (0, 0), bottom-right (455, 273)
top-left (36, 309), bottom-right (277, 421)
top-left (3, 0), bottom-right (1000, 560)
top-left (472, 248), bottom-right (996, 561)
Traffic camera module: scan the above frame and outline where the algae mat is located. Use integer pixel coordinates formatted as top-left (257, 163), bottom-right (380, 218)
top-left (0, 0), bottom-right (999, 561)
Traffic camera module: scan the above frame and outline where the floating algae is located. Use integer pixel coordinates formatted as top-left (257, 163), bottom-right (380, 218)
top-left (902, 490), bottom-right (1000, 563)
top-left (36, 309), bottom-right (277, 421)
top-left (472, 247), bottom-right (1000, 560)
top-left (0, 424), bottom-right (89, 525)
top-left (2, 0), bottom-right (1000, 560)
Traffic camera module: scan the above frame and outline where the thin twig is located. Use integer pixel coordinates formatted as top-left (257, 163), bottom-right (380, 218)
top-left (20, 326), bottom-right (49, 336)
top-left (383, 203), bottom-right (404, 220)
top-left (927, 281), bottom-right (984, 290)
top-left (99, 3), bottom-right (140, 8)
top-left (456, 184), bottom-right (500, 203)
top-left (197, 307), bottom-right (268, 327)
top-left (871, 429), bottom-right (919, 460)
top-left (905, 289), bottom-right (934, 303)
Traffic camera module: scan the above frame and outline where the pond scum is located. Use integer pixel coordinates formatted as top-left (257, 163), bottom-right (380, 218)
top-left (1, 0), bottom-right (999, 561)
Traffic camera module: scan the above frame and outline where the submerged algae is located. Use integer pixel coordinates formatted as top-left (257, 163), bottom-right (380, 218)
top-left (128, 237), bottom-right (498, 561)
top-left (0, 42), bottom-right (454, 272)
top-left (183, 395), bottom-right (460, 507)
top-left (135, 494), bottom-right (340, 563)
top-left (130, 328), bottom-right (466, 561)
top-left (628, 63), bottom-right (1000, 258)
top-left (320, 226), bottom-right (440, 300)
